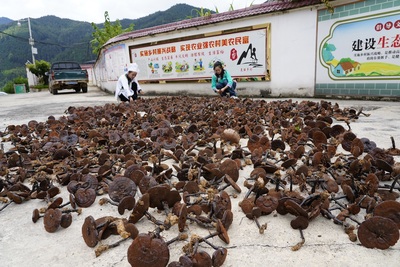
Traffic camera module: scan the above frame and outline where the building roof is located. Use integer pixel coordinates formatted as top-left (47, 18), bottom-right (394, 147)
top-left (339, 61), bottom-right (355, 71)
top-left (105, 0), bottom-right (322, 47)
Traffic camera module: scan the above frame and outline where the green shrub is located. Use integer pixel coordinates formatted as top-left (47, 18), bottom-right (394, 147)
top-left (2, 81), bottom-right (14, 94)
top-left (32, 84), bottom-right (48, 90)
top-left (1, 76), bottom-right (29, 94)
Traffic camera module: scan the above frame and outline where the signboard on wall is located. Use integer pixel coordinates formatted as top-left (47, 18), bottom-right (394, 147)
top-left (102, 43), bottom-right (127, 81)
top-left (130, 29), bottom-right (268, 81)
top-left (317, 9), bottom-right (400, 81)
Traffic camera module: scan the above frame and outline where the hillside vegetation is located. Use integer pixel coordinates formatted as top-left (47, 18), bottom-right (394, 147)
top-left (0, 4), bottom-right (207, 88)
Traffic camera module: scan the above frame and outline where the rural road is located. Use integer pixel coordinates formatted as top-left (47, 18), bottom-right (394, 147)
top-left (1, 86), bottom-right (400, 267)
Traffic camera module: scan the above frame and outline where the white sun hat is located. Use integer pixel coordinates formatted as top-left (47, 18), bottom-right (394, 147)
top-left (127, 63), bottom-right (140, 73)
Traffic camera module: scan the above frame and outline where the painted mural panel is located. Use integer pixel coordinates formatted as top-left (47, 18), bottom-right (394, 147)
top-left (130, 29), bottom-right (268, 81)
top-left (103, 44), bottom-right (127, 81)
top-left (317, 8), bottom-right (400, 82)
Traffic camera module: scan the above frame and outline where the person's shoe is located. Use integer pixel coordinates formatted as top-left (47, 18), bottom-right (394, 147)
top-left (231, 96), bottom-right (238, 99)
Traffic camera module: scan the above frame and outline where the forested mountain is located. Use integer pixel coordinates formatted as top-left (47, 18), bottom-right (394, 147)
top-left (0, 4), bottom-right (208, 88)
top-left (0, 17), bottom-right (12, 25)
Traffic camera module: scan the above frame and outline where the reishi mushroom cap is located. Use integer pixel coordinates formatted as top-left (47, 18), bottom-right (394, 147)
top-left (109, 176), bottom-right (137, 203)
top-left (373, 200), bottom-right (400, 229)
top-left (43, 208), bottom-right (62, 233)
top-left (127, 233), bottom-right (170, 267)
top-left (118, 195), bottom-right (136, 215)
top-left (212, 247), bottom-right (228, 267)
top-left (358, 216), bottom-right (399, 249)
top-left (129, 193), bottom-right (150, 224)
top-left (216, 219), bottom-right (230, 244)
top-left (75, 188), bottom-right (96, 208)
top-left (82, 215), bottom-right (99, 247)
top-left (178, 203), bottom-right (188, 232)
top-left (290, 216), bottom-right (309, 230)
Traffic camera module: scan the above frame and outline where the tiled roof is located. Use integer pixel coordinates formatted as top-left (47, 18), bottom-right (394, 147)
top-left (105, 0), bottom-right (322, 46)
top-left (340, 61), bottom-right (355, 71)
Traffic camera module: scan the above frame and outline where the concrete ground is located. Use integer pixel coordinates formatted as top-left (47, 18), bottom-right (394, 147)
top-left (0, 86), bottom-right (399, 267)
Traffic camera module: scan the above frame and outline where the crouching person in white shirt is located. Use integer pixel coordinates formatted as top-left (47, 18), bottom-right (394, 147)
top-left (115, 63), bottom-right (144, 102)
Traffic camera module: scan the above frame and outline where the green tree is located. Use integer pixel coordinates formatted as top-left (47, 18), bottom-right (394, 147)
top-left (191, 1), bottom-right (254, 18)
top-left (91, 11), bottom-right (134, 55)
top-left (339, 57), bottom-right (355, 64)
top-left (191, 7), bottom-right (213, 17)
top-left (27, 60), bottom-right (51, 85)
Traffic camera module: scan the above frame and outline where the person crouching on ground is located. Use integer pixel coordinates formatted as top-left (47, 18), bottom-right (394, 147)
top-left (211, 61), bottom-right (238, 98)
top-left (115, 63), bottom-right (144, 102)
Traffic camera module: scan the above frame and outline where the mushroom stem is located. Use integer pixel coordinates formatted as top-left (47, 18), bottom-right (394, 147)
top-left (62, 208), bottom-right (82, 214)
top-left (145, 211), bottom-right (166, 227)
top-left (209, 176), bottom-right (225, 187)
top-left (200, 237), bottom-right (221, 250)
top-left (300, 228), bottom-right (305, 242)
top-left (192, 239), bottom-right (200, 255)
top-left (166, 233), bottom-right (188, 246)
top-left (321, 209), bottom-right (350, 227)
top-left (153, 226), bottom-right (165, 237)
top-left (345, 120), bottom-right (351, 131)
top-left (0, 200), bottom-right (13, 212)
top-left (300, 194), bottom-right (320, 207)
top-left (202, 231), bottom-right (219, 240)
top-left (99, 197), bottom-right (118, 206)
top-left (162, 201), bottom-right (171, 216)
top-left (95, 237), bottom-right (129, 257)
top-left (310, 182), bottom-right (316, 194)
top-left (254, 217), bottom-right (267, 234)
top-left (291, 229), bottom-right (306, 251)
top-left (330, 198), bottom-right (347, 210)
top-left (380, 185), bottom-right (400, 190)
top-left (347, 216), bottom-right (362, 225)
top-left (166, 236), bottom-right (179, 246)
top-left (187, 215), bottom-right (214, 229)
top-left (389, 174), bottom-right (400, 193)
top-left (58, 201), bottom-right (71, 209)
top-left (244, 185), bottom-right (255, 199)
top-left (270, 177), bottom-right (285, 191)
top-left (330, 195), bottom-right (347, 201)
top-left (218, 184), bottom-right (230, 191)
top-left (356, 195), bottom-right (367, 206)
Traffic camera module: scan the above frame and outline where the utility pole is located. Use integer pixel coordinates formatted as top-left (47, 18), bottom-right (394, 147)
top-left (18, 17), bottom-right (36, 64)
top-left (27, 17), bottom-right (35, 64)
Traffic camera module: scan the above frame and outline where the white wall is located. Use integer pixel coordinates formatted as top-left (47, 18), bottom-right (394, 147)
top-left (81, 65), bottom-right (94, 85)
top-left (25, 67), bottom-right (38, 87)
top-left (94, 7), bottom-right (318, 97)
top-left (268, 10), bottom-right (318, 96)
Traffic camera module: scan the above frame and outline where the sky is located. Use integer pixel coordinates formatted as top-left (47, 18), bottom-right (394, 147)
top-left (2, 0), bottom-right (266, 23)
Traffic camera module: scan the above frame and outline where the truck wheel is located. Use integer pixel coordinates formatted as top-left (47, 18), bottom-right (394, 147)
top-left (53, 89), bottom-right (58, 95)
top-left (81, 86), bottom-right (88, 93)
top-left (75, 88), bottom-right (81, 93)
